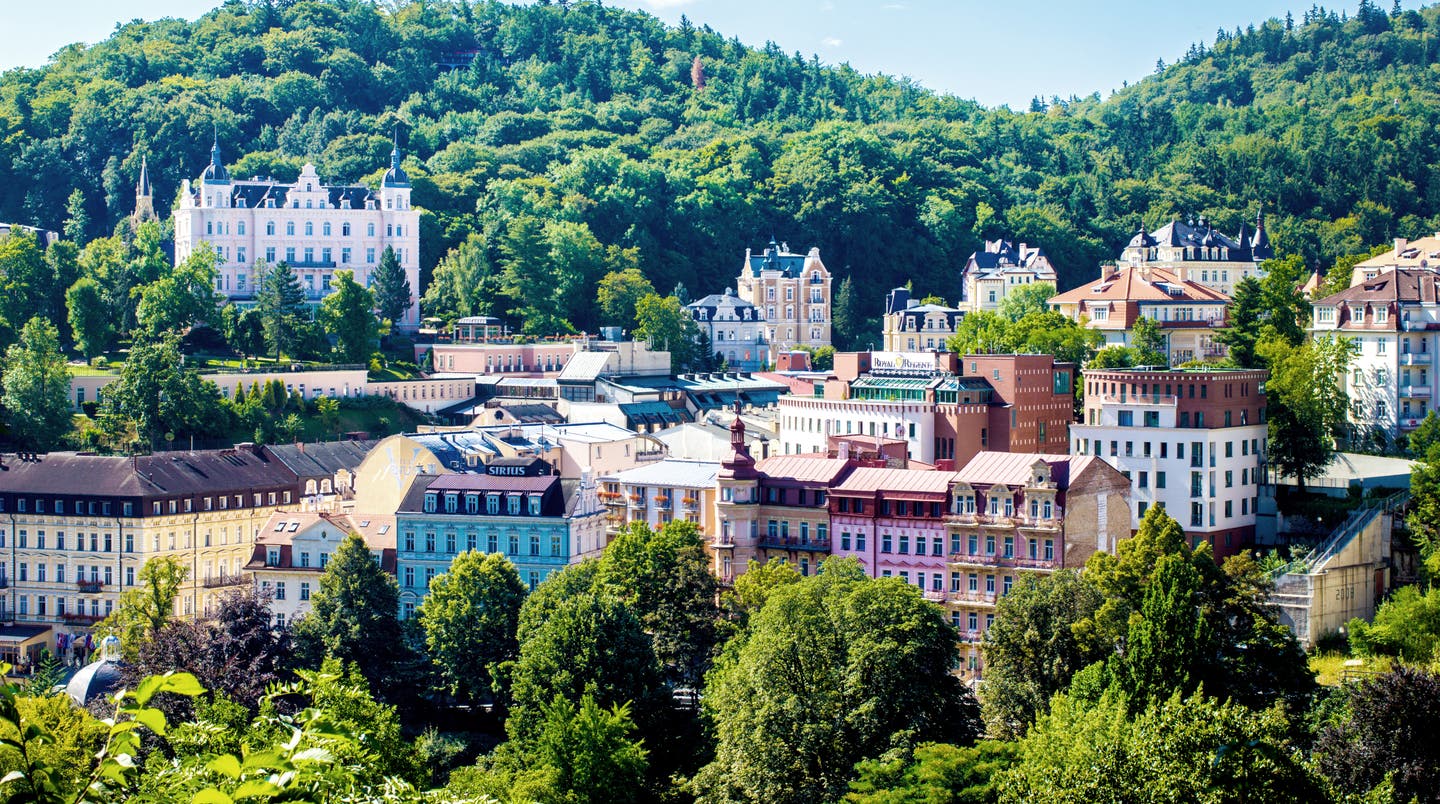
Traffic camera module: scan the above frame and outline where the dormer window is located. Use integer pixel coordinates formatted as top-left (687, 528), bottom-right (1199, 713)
top-left (423, 493), bottom-right (437, 513)
top-left (1375, 307), bottom-right (1389, 324)
top-left (444, 494), bottom-right (457, 514)
top-left (528, 496), bottom-right (542, 516)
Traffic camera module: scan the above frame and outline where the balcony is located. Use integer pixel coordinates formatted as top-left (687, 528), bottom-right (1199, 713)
top-left (947, 554), bottom-right (1059, 571)
top-left (202, 573), bottom-right (248, 589)
top-left (949, 589), bottom-right (999, 606)
top-left (1401, 417), bottom-right (1426, 429)
top-left (922, 589), bottom-right (947, 603)
top-left (627, 494), bottom-right (645, 509)
top-left (1403, 319), bottom-right (1430, 331)
top-left (953, 628), bottom-right (985, 644)
top-left (757, 536), bottom-right (830, 552)
top-left (1401, 352), bottom-right (1432, 365)
top-left (1400, 385), bottom-right (1433, 399)
top-left (653, 495), bottom-right (672, 508)
top-left (76, 580), bottom-right (104, 593)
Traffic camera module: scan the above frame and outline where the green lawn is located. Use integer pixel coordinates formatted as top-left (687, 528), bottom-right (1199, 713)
top-left (1309, 652), bottom-right (1393, 686)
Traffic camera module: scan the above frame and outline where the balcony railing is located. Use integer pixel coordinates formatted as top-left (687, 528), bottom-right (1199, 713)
top-left (948, 589), bottom-right (999, 605)
top-left (1401, 417), bottom-right (1427, 429)
top-left (1401, 352), bottom-right (1433, 365)
top-left (757, 536), bottom-right (830, 552)
top-left (76, 580), bottom-right (104, 593)
top-left (953, 628), bottom-right (985, 643)
top-left (202, 573), bottom-right (249, 589)
top-left (1400, 385), bottom-right (1433, 398)
top-left (922, 589), bottom-right (947, 602)
top-left (946, 554), bottom-right (1059, 570)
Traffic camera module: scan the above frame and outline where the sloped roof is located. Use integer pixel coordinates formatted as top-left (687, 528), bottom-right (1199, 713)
top-left (0, 448), bottom-right (297, 497)
top-left (954, 452), bottom-right (1058, 487)
top-left (833, 467), bottom-right (956, 495)
top-left (602, 459), bottom-right (720, 488)
top-left (1049, 266), bottom-right (1230, 306)
top-left (267, 441), bottom-right (376, 480)
top-left (557, 351), bottom-right (611, 383)
top-left (1315, 268), bottom-right (1440, 306)
top-left (755, 455), bottom-right (854, 484)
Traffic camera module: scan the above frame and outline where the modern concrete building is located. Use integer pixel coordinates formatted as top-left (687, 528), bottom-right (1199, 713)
top-left (778, 352), bottom-right (1075, 465)
top-left (1070, 367), bottom-right (1269, 558)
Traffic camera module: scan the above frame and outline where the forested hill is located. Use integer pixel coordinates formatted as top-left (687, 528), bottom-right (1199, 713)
top-left (2, 0), bottom-right (1440, 337)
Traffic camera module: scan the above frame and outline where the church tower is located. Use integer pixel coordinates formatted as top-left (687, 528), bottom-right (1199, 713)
top-left (132, 156), bottom-right (156, 223)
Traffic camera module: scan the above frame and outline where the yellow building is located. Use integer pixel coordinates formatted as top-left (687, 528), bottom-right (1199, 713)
top-left (735, 238), bottom-right (832, 364)
top-left (0, 446), bottom-right (301, 645)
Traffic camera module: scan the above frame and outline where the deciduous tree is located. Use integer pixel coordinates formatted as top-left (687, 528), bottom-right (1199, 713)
top-left (2, 317), bottom-right (75, 451)
top-left (291, 532), bottom-right (409, 694)
top-left (320, 269), bottom-right (379, 363)
top-left (417, 550), bottom-right (527, 707)
top-left (694, 558), bottom-right (979, 804)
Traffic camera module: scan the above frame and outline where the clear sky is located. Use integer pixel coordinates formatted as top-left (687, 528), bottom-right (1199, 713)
top-left (0, 1), bottom-right (1424, 108)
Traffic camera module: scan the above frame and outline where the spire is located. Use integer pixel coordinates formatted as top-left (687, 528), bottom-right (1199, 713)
top-left (201, 125), bottom-right (229, 183)
top-left (382, 123), bottom-right (410, 187)
top-left (1250, 205), bottom-right (1273, 259)
top-left (720, 399), bottom-right (757, 478)
top-left (136, 156), bottom-right (151, 197)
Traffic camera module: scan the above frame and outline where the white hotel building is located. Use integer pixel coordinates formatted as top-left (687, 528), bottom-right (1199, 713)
top-left (173, 138), bottom-right (421, 329)
top-left (1069, 367), bottom-right (1268, 559)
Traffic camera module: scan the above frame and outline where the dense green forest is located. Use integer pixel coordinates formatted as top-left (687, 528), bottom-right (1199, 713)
top-left (1, 0), bottom-right (1437, 337)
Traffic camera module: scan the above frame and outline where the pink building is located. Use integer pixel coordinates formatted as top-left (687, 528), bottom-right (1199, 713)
top-left (424, 341), bottom-right (579, 376)
top-left (828, 468), bottom-right (958, 604)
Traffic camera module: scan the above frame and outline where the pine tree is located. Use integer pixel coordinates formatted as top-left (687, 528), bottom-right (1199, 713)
top-left (255, 261), bottom-right (305, 359)
top-left (833, 276), bottom-right (860, 350)
top-left (372, 246), bottom-right (412, 329)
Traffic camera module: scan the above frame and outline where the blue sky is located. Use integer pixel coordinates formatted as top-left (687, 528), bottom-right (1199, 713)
top-left (0, 1), bottom-right (1424, 108)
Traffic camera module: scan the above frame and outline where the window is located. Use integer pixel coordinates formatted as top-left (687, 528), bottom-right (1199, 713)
top-left (881, 534), bottom-right (893, 553)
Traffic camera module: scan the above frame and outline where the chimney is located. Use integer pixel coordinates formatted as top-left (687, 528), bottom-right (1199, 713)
top-left (1396, 237), bottom-right (1408, 254)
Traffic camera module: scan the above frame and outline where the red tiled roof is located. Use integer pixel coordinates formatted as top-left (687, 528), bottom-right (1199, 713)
top-left (1049, 266), bottom-right (1229, 305)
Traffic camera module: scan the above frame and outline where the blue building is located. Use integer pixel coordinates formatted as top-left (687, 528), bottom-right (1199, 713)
top-left (394, 465), bottom-right (606, 617)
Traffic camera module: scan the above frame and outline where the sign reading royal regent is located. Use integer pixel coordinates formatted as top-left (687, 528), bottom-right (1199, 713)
top-left (870, 351), bottom-right (944, 373)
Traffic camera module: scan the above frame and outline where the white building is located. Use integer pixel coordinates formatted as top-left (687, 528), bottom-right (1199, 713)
top-left (248, 512), bottom-right (396, 628)
top-left (1114, 212), bottom-right (1273, 297)
top-left (173, 136), bottom-right (421, 329)
top-left (1311, 267), bottom-right (1439, 442)
top-left (778, 396), bottom-right (936, 463)
top-left (1069, 367), bottom-right (1268, 559)
top-left (959, 239), bottom-right (1057, 313)
top-left (687, 289), bottom-right (766, 371)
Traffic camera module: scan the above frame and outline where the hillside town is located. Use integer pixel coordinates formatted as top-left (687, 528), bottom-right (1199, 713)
top-left (0, 1), bottom-right (1438, 802)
